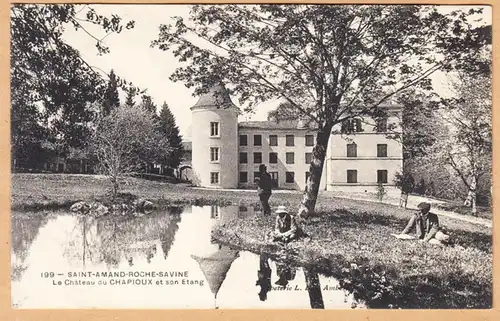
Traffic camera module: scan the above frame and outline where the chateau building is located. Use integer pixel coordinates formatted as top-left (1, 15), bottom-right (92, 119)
top-left (190, 84), bottom-right (403, 194)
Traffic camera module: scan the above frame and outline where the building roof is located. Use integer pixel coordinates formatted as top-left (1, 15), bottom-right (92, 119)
top-left (190, 83), bottom-right (239, 111)
top-left (238, 120), bottom-right (316, 130)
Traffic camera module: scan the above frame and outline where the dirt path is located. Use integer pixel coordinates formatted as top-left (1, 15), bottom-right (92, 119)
top-left (323, 192), bottom-right (492, 228)
top-left (193, 187), bottom-right (491, 228)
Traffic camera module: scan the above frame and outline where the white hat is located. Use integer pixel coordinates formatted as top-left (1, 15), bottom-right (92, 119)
top-left (275, 205), bottom-right (288, 214)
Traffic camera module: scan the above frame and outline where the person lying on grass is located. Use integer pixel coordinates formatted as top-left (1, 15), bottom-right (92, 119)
top-left (394, 202), bottom-right (451, 245)
top-left (268, 205), bottom-right (305, 243)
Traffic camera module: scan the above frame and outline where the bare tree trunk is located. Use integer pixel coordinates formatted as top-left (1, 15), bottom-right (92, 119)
top-left (399, 193), bottom-right (409, 209)
top-left (298, 124), bottom-right (332, 219)
top-left (82, 217), bottom-right (86, 267)
top-left (471, 174), bottom-right (477, 216)
top-left (111, 173), bottom-right (119, 200)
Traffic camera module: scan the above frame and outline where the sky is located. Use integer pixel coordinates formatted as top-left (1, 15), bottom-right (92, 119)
top-left (62, 4), bottom-right (492, 140)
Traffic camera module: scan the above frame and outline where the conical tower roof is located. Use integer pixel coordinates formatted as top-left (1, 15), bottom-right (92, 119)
top-left (190, 83), bottom-right (239, 111)
top-left (191, 247), bottom-right (239, 298)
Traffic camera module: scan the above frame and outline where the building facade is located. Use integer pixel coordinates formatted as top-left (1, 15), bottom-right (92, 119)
top-left (190, 85), bottom-right (403, 194)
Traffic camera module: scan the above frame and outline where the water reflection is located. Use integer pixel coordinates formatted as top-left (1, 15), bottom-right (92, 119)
top-left (11, 214), bottom-right (50, 281)
top-left (304, 269), bottom-right (325, 309)
top-left (61, 210), bottom-right (183, 269)
top-left (275, 261), bottom-right (297, 287)
top-left (256, 254), bottom-right (272, 301)
top-left (11, 205), bottom-right (364, 309)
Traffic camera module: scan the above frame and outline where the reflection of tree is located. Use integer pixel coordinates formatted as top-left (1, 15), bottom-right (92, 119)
top-left (304, 268), bottom-right (324, 309)
top-left (61, 211), bottom-right (184, 268)
top-left (95, 212), bottom-right (181, 267)
top-left (160, 211), bottom-right (182, 259)
top-left (62, 216), bottom-right (101, 267)
top-left (11, 214), bottom-right (50, 280)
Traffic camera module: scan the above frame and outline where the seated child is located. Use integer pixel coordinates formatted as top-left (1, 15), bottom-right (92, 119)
top-left (269, 205), bottom-right (303, 243)
top-left (395, 202), bottom-right (450, 245)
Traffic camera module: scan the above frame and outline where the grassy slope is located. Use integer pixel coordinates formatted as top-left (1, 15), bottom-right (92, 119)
top-left (11, 174), bottom-right (492, 308)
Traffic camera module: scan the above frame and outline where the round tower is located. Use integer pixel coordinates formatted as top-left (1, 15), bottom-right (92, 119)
top-left (190, 83), bottom-right (239, 188)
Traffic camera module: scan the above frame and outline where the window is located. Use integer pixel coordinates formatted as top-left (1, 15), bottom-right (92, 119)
top-left (305, 172), bottom-right (311, 184)
top-left (269, 152), bottom-right (278, 164)
top-left (253, 152), bottom-right (262, 164)
top-left (286, 135), bottom-right (295, 146)
top-left (210, 122), bottom-right (219, 137)
top-left (305, 135), bottom-right (314, 146)
top-left (347, 170), bottom-right (357, 183)
top-left (269, 135), bottom-right (278, 146)
top-left (286, 172), bottom-right (295, 183)
top-left (305, 152), bottom-right (313, 164)
top-left (210, 205), bottom-right (220, 219)
top-left (375, 118), bottom-right (388, 132)
top-left (239, 152), bottom-right (248, 164)
top-left (269, 172), bottom-right (278, 187)
top-left (254, 172), bottom-right (260, 181)
top-left (254, 134), bottom-right (262, 146)
top-left (239, 171), bottom-right (248, 183)
top-left (347, 143), bottom-right (357, 157)
top-left (286, 152), bottom-right (295, 164)
top-left (341, 119), bottom-right (363, 133)
top-left (210, 172), bottom-right (219, 185)
top-left (239, 135), bottom-right (248, 146)
top-left (377, 170), bottom-right (388, 183)
top-left (210, 147), bottom-right (220, 162)
top-left (377, 144), bottom-right (388, 157)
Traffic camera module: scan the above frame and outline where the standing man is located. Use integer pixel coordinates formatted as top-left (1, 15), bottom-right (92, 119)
top-left (255, 164), bottom-right (272, 215)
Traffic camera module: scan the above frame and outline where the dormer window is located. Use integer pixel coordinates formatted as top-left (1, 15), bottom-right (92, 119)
top-left (210, 122), bottom-right (219, 137)
top-left (341, 119), bottom-right (363, 133)
top-left (375, 118), bottom-right (388, 132)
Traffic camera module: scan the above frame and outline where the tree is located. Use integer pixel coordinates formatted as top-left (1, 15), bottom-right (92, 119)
top-left (395, 92), bottom-right (441, 160)
top-left (140, 94), bottom-right (158, 115)
top-left (442, 73), bottom-right (492, 215)
top-left (10, 88), bottom-right (51, 169)
top-left (158, 102), bottom-right (184, 169)
top-left (102, 69), bottom-right (120, 116)
top-left (10, 4), bottom-right (135, 160)
top-left (389, 90), bottom-right (441, 204)
top-left (267, 101), bottom-right (314, 124)
top-left (91, 105), bottom-right (171, 197)
top-left (153, 4), bottom-right (489, 217)
top-left (125, 87), bottom-right (138, 107)
top-left (138, 94), bottom-right (158, 173)
top-left (394, 171), bottom-right (414, 208)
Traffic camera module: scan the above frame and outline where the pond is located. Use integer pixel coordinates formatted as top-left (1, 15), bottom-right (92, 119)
top-left (11, 205), bottom-right (365, 309)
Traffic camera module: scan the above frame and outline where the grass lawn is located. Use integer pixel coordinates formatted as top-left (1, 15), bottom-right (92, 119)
top-left (11, 173), bottom-right (492, 309)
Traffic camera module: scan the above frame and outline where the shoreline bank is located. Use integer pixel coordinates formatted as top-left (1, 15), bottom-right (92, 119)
top-left (211, 212), bottom-right (492, 309)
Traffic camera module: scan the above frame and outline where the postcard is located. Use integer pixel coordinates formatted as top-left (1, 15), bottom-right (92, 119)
top-left (9, 3), bottom-right (492, 310)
